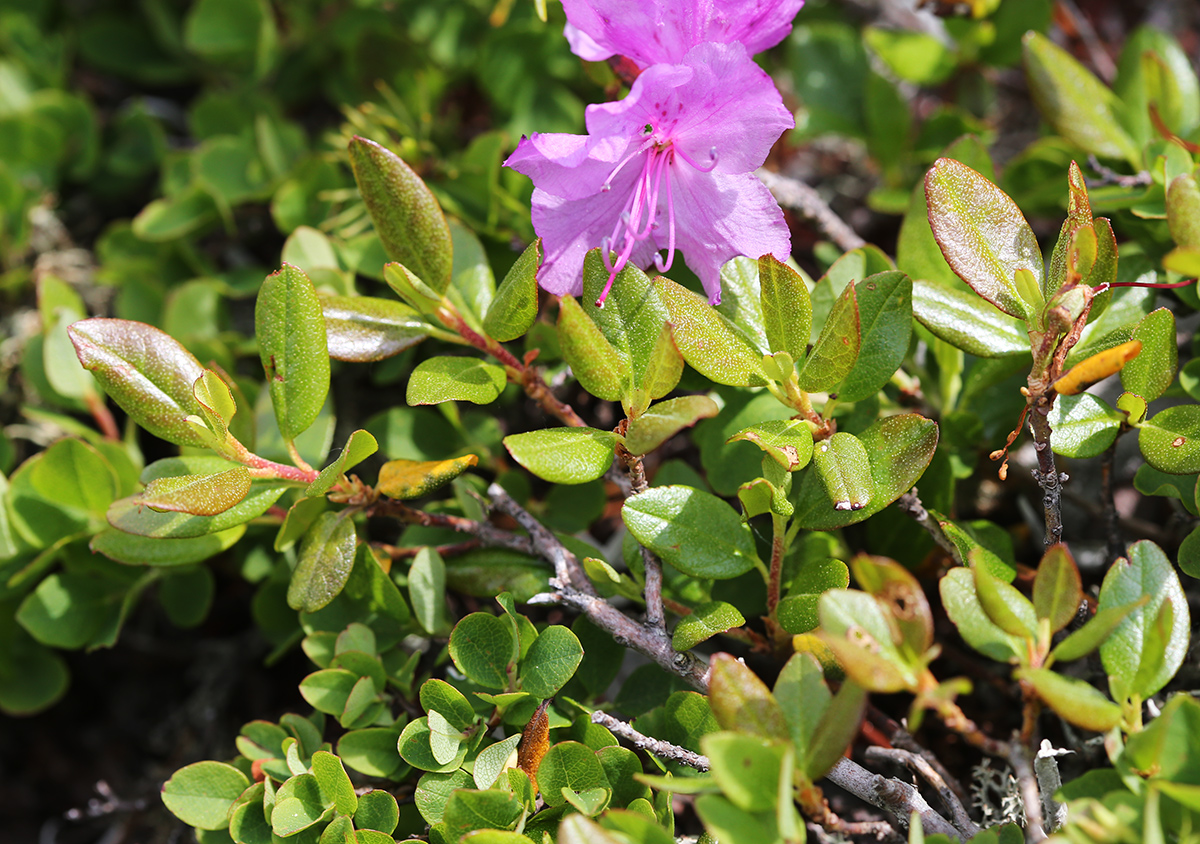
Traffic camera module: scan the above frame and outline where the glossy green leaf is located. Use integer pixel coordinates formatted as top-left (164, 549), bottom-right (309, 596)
top-left (17, 570), bottom-right (125, 650)
top-left (793, 414), bottom-right (937, 529)
top-left (336, 730), bottom-right (405, 779)
top-left (419, 678), bottom-right (476, 733)
top-left (727, 419), bottom-right (814, 472)
top-left (1022, 31), bottom-right (1140, 164)
top-left (1115, 27), bottom-right (1200, 144)
top-left (311, 750), bottom-right (357, 816)
top-left (349, 136), bottom-right (452, 292)
top-left (622, 486), bottom-right (758, 579)
top-left (407, 356), bottom-right (507, 406)
top-left (1033, 544), bottom-right (1082, 634)
top-left (818, 588), bottom-right (914, 692)
top-left (161, 761), bottom-right (251, 830)
top-left (1099, 540), bottom-right (1190, 700)
top-left (107, 484), bottom-right (285, 539)
top-left (702, 732), bottom-right (781, 813)
top-left (1048, 393), bottom-right (1124, 459)
top-left (91, 524), bottom-right (246, 566)
top-left (924, 157), bottom-right (1041, 319)
top-left (972, 549), bottom-right (1037, 639)
top-left (655, 275), bottom-right (768, 387)
top-left (939, 567), bottom-right (1025, 663)
top-left (1121, 308), bottom-right (1177, 401)
top-left (398, 717), bottom-right (468, 773)
top-left (1167, 173), bottom-right (1200, 248)
top-left (446, 221), bottom-right (496, 328)
top-left (504, 427), bottom-right (618, 484)
top-left (1049, 597), bottom-right (1147, 664)
top-left (410, 547), bottom-right (450, 635)
top-left (287, 511), bottom-right (358, 613)
top-left (272, 773), bottom-right (331, 836)
top-left (474, 735), bottom-right (522, 790)
top-left (759, 254), bottom-right (811, 360)
top-left (383, 261), bottom-right (442, 314)
top-left (376, 454), bottom-right (478, 500)
top-left (1140, 405), bottom-right (1200, 474)
top-left (449, 612), bottom-right (515, 691)
top-left (798, 281), bottom-right (860, 392)
top-left (256, 264), bottom-right (331, 441)
top-left (415, 770), bottom-right (474, 824)
top-left (624, 396), bottom-right (719, 456)
top-left (777, 557), bottom-right (849, 635)
top-left (307, 430), bottom-right (378, 497)
top-left (68, 318), bottom-right (209, 447)
top-left (443, 789), bottom-right (523, 840)
top-left (835, 271), bottom-right (911, 402)
top-left (427, 709), bottom-right (465, 766)
top-left (671, 602), bottom-right (746, 651)
top-left (29, 438), bottom-right (117, 519)
top-left (484, 239), bottom-right (541, 342)
top-left (707, 652), bottom-right (788, 740)
top-left (322, 296), bottom-right (429, 362)
top-left (537, 742), bottom-right (608, 807)
top-left (811, 432), bottom-right (873, 513)
top-left (911, 278), bottom-right (1029, 358)
top-left (1123, 694), bottom-right (1200, 784)
top-left (520, 625), bottom-right (583, 698)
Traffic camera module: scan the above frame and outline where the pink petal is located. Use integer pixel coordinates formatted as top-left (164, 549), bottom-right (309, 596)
top-left (658, 169), bottom-right (791, 304)
top-left (563, 23), bottom-right (613, 61)
top-left (504, 132), bottom-right (631, 200)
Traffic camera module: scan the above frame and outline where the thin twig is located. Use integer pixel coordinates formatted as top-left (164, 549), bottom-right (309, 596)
top-left (1010, 742), bottom-right (1048, 842)
top-left (1027, 399), bottom-right (1065, 548)
top-left (825, 759), bottom-right (963, 841)
top-left (373, 540), bottom-right (481, 560)
top-left (1086, 155), bottom-right (1151, 188)
top-left (591, 711), bottom-right (710, 770)
top-left (868, 706), bottom-right (970, 806)
top-left (896, 489), bottom-right (963, 566)
top-left (488, 483), bottom-right (594, 593)
top-left (618, 445), bottom-right (665, 631)
top-left (1099, 442), bottom-right (1123, 564)
top-left (370, 499), bottom-right (536, 555)
top-left (756, 169), bottom-right (867, 252)
top-left (865, 747), bottom-right (981, 840)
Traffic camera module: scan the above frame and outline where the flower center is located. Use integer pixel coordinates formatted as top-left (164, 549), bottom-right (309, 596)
top-left (594, 131), bottom-right (718, 308)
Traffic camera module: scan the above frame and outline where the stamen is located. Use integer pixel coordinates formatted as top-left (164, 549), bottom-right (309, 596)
top-left (672, 144), bottom-right (719, 173)
top-left (653, 164), bottom-right (677, 274)
top-left (1095, 277), bottom-right (1194, 292)
top-left (601, 136), bottom-right (657, 192)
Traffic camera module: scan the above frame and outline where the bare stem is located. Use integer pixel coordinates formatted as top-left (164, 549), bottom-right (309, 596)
top-left (825, 758), bottom-right (964, 841)
top-left (1010, 742), bottom-right (1048, 842)
top-left (897, 489), bottom-right (964, 566)
top-left (1100, 441), bottom-right (1123, 563)
top-left (1027, 398), bottom-right (1064, 548)
top-left (864, 747), bottom-right (981, 840)
top-left (591, 710), bottom-right (710, 770)
top-left (756, 169), bottom-right (866, 253)
top-left (370, 498), bottom-right (536, 556)
top-left (488, 482), bottom-right (593, 593)
top-left (618, 445), bottom-right (665, 631)
top-left (373, 539), bottom-right (481, 560)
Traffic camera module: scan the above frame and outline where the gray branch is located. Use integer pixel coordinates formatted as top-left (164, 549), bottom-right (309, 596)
top-left (592, 710), bottom-right (710, 771)
top-left (897, 489), bottom-right (964, 566)
top-left (865, 747), bottom-right (980, 840)
top-left (757, 168), bottom-right (866, 253)
top-left (825, 758), bottom-right (965, 841)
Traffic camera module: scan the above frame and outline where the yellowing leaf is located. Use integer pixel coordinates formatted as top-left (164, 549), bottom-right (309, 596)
top-left (376, 455), bottom-right (478, 500)
top-left (1054, 340), bottom-right (1142, 396)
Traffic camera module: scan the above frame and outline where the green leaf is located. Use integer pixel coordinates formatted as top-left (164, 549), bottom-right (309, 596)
top-left (557, 295), bottom-right (625, 402)
top-left (1099, 540), bottom-right (1190, 700)
top-left (520, 625), bottom-right (583, 698)
top-left (287, 512), bottom-right (358, 613)
top-left (272, 773), bottom-right (332, 836)
top-left (1121, 308), bottom-right (1177, 401)
top-left (939, 567), bottom-right (1025, 663)
top-left (91, 525), bottom-right (246, 567)
top-left (17, 571), bottom-right (126, 649)
top-left (727, 419), bottom-right (814, 472)
top-left (68, 318), bottom-right (209, 447)
top-left (107, 484), bottom-right (285, 539)
top-left (311, 750), bottom-right (357, 816)
top-left (655, 275), bottom-right (768, 387)
top-left (1022, 31), bottom-right (1141, 165)
top-left (376, 455), bottom-right (479, 500)
top-left (774, 653), bottom-right (831, 764)
top-left (1140, 405), bottom-right (1200, 474)
top-left (256, 264), bottom-right (331, 441)
top-left (474, 735), bottom-right (522, 790)
top-left (624, 396), bottom-right (719, 456)
top-left (972, 550), bottom-right (1038, 640)
top-left (398, 717), bottom-right (468, 773)
top-left (410, 547), bottom-right (450, 636)
top-left (759, 255), bottom-right (811, 360)
top-left (428, 709), bottom-right (465, 766)
top-left (811, 432), bottom-right (874, 513)
top-left (804, 680), bottom-right (867, 781)
top-left (794, 414), bottom-right (937, 529)
top-left (415, 770), bottom-right (474, 824)
top-left (29, 438), bottom-right (117, 518)
top-left (701, 732), bottom-right (781, 812)
top-left (1123, 694), bottom-right (1200, 783)
top-left (622, 486), bottom-right (758, 579)
top-left (1015, 668), bottom-right (1121, 732)
top-left (671, 602), bottom-right (746, 651)
top-left (503, 428), bottom-right (618, 484)
top-left (694, 794), bottom-right (779, 844)
top-left (131, 188), bottom-right (219, 241)
top-left (449, 612), bottom-right (516, 691)
top-left (1049, 597), bottom-right (1147, 664)
top-left (159, 567), bottom-right (215, 629)
top-left (537, 742), bottom-right (608, 807)
top-left (924, 157), bottom-right (1042, 319)
top-left (1167, 173), bottom-right (1200, 248)
top-left (447, 221), bottom-right (496, 328)
top-left (336, 729), bottom-right (405, 779)
top-left (443, 789), bottom-right (523, 840)
top-left (161, 761), bottom-right (251, 830)
top-left (300, 668), bottom-right (358, 716)
top-left (865, 26), bottom-right (955, 84)
top-left (777, 557), bottom-right (850, 635)
top-left (483, 239), bottom-right (541, 342)
top-left (1033, 544), bottom-right (1082, 634)
top-left (135, 467), bottom-right (251, 516)
top-left (818, 589), bottom-right (914, 692)
top-left (407, 356), bottom-right (507, 406)
top-left (348, 137), bottom-right (452, 292)
top-left (1048, 393), bottom-right (1124, 459)
top-left (835, 271), bottom-right (912, 402)
top-left (798, 280), bottom-right (860, 392)
top-left (322, 296), bottom-right (429, 362)
top-left (307, 430), bottom-right (378, 497)
top-left (707, 652), bottom-right (788, 740)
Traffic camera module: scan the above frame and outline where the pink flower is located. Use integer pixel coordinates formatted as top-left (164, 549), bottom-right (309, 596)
top-left (504, 41), bottom-right (792, 305)
top-left (562, 0), bottom-right (804, 67)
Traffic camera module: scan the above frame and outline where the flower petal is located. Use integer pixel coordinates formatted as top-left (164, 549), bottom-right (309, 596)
top-left (563, 22), bottom-right (612, 61)
top-left (659, 169), bottom-right (791, 304)
top-left (504, 132), bottom-right (631, 200)
top-left (561, 0), bottom-right (804, 66)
